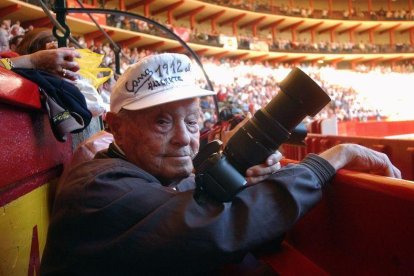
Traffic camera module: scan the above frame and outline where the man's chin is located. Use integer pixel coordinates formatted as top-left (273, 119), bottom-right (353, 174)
top-left (157, 168), bottom-right (192, 185)
top-left (168, 164), bottom-right (193, 176)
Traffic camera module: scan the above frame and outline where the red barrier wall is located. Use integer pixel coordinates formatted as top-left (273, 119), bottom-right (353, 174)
top-left (289, 169), bottom-right (414, 275)
top-left (261, 162), bottom-right (414, 275)
top-left (0, 68), bottom-right (72, 275)
top-left (0, 68), bottom-right (72, 204)
top-left (338, 120), bottom-right (414, 137)
top-left (282, 134), bottom-right (414, 181)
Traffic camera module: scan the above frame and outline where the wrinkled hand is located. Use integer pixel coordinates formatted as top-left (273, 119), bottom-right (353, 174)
top-left (245, 151), bottom-right (283, 185)
top-left (219, 113), bottom-right (284, 185)
top-left (29, 48), bottom-right (80, 80)
top-left (319, 143), bottom-right (401, 178)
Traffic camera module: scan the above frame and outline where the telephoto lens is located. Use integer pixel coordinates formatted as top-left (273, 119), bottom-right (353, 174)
top-left (224, 67), bottom-right (331, 174)
top-left (193, 67), bottom-right (331, 202)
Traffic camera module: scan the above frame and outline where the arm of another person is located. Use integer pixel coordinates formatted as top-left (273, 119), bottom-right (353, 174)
top-left (0, 48), bottom-right (80, 80)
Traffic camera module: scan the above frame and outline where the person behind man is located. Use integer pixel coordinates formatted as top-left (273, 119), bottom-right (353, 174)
top-left (40, 53), bottom-right (401, 275)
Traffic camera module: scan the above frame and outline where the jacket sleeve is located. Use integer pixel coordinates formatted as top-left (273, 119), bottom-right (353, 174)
top-left (41, 155), bottom-right (335, 275)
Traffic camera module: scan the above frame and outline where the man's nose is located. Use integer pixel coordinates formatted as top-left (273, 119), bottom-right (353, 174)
top-left (171, 122), bottom-right (191, 146)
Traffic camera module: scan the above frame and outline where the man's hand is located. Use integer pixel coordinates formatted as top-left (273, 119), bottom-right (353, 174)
top-left (319, 143), bottom-right (401, 178)
top-left (245, 151), bottom-right (283, 185)
top-left (219, 113), bottom-right (284, 185)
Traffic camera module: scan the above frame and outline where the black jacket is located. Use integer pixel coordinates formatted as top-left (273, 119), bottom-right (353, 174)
top-left (41, 145), bottom-right (335, 275)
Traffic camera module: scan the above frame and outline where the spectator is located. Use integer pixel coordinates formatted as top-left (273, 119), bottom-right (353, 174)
top-left (9, 35), bottom-right (23, 52)
top-left (15, 28), bottom-right (57, 55)
top-left (0, 28), bottom-right (9, 52)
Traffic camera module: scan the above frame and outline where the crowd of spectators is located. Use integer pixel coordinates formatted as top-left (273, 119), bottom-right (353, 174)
top-left (201, 0), bottom-right (414, 21)
top-left (103, 13), bottom-right (414, 56)
top-left (16, 0), bottom-right (414, 56)
top-left (2, 18), bottom-right (413, 129)
top-left (267, 37), bottom-right (412, 55)
top-left (192, 57), bottom-right (387, 124)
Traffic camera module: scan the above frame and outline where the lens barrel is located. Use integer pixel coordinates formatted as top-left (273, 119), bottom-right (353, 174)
top-left (224, 67), bottom-right (331, 174)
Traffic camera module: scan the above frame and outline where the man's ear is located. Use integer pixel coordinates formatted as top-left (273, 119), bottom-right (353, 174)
top-left (105, 112), bottom-right (124, 146)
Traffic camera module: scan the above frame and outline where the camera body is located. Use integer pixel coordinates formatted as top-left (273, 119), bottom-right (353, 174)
top-left (193, 67), bottom-right (331, 202)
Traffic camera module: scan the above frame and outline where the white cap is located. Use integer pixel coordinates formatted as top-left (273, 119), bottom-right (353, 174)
top-left (110, 53), bottom-right (216, 113)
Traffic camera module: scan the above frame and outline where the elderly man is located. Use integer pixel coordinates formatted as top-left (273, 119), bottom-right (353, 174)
top-left (40, 53), bottom-right (400, 275)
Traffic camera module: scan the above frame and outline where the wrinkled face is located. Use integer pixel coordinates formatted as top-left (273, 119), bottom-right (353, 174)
top-left (109, 98), bottom-right (201, 183)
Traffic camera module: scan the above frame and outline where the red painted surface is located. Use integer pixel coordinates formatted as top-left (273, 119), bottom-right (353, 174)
top-left (0, 165), bottom-right (63, 207)
top-left (282, 169), bottom-right (414, 275)
top-left (282, 134), bottom-right (414, 180)
top-left (260, 241), bottom-right (329, 275)
top-left (0, 70), bottom-right (72, 203)
top-left (0, 68), bottom-right (41, 109)
top-left (67, 0), bottom-right (107, 25)
top-left (0, 102), bottom-right (72, 192)
top-left (338, 120), bottom-right (414, 137)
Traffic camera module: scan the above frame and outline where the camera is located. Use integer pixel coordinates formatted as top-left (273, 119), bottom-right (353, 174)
top-left (193, 67), bottom-right (331, 202)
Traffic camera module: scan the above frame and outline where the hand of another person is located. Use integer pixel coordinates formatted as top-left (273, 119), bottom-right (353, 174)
top-left (319, 143), bottom-right (401, 178)
top-left (29, 48), bottom-right (80, 80)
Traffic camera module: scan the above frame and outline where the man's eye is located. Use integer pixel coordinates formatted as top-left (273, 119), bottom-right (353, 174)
top-left (187, 120), bottom-right (198, 126)
top-left (157, 119), bottom-right (170, 125)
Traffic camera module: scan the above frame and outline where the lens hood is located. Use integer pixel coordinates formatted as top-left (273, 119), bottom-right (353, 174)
top-left (278, 67), bottom-right (331, 117)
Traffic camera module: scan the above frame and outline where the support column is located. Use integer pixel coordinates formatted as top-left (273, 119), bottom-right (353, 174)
top-left (190, 15), bottom-right (195, 30)
top-left (232, 22), bottom-right (237, 36)
top-left (119, 0), bottom-right (125, 11)
top-left (252, 25), bottom-right (257, 37)
top-left (144, 3), bottom-right (150, 17)
top-left (271, 26), bottom-right (277, 43)
top-left (389, 29), bottom-right (395, 46)
top-left (292, 28), bottom-right (297, 43)
top-left (349, 30), bottom-right (355, 43)
top-left (211, 19), bottom-right (217, 34)
top-left (328, 0), bottom-right (333, 17)
top-left (167, 10), bottom-right (173, 24)
top-left (369, 30), bottom-right (374, 43)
